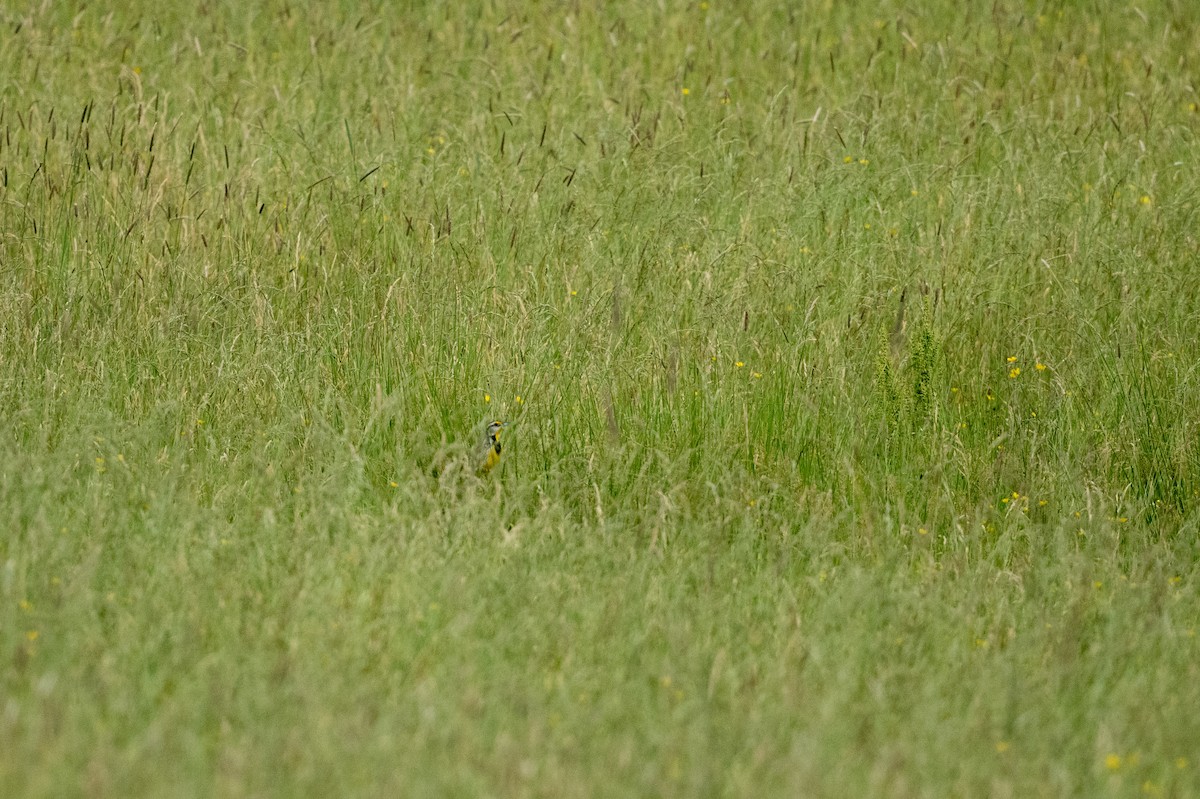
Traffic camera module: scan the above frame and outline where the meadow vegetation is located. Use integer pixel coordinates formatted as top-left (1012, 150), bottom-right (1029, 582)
top-left (2, 1), bottom-right (1198, 796)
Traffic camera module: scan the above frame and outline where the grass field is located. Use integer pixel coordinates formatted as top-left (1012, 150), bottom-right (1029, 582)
top-left (2, 1), bottom-right (1199, 796)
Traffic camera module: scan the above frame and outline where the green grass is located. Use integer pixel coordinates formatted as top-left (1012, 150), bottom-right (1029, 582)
top-left (2, 1), bottom-right (1199, 796)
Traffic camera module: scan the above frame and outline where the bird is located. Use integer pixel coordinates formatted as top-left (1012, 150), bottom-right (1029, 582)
top-left (478, 420), bottom-right (505, 474)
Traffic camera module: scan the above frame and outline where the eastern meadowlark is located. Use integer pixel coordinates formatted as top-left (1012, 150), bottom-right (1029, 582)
top-left (479, 420), bottom-right (504, 474)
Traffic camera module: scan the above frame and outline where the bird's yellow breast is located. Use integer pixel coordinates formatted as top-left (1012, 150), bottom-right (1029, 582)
top-left (483, 445), bottom-right (502, 472)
